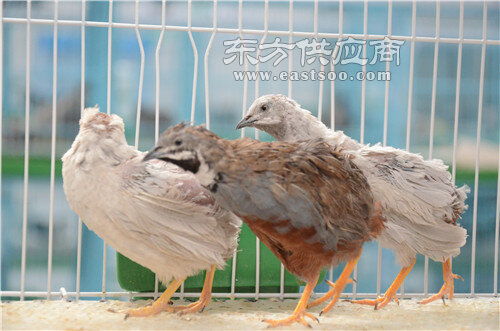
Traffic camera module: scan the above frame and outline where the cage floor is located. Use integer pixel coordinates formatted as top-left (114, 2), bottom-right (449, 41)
top-left (2, 297), bottom-right (499, 330)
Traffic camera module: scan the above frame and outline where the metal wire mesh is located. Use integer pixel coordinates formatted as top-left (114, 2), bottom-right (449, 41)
top-left (1, 0), bottom-right (499, 301)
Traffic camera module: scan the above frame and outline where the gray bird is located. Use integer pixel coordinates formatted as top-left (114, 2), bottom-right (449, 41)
top-left (62, 107), bottom-right (241, 317)
top-left (236, 94), bottom-right (468, 309)
top-left (144, 124), bottom-right (384, 327)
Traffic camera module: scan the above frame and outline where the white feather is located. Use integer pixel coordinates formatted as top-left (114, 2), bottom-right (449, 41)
top-left (195, 153), bottom-right (217, 187)
top-left (62, 109), bottom-right (241, 283)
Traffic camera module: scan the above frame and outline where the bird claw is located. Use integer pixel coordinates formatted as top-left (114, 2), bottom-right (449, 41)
top-left (263, 311), bottom-right (319, 328)
top-left (350, 294), bottom-right (398, 310)
top-left (419, 278), bottom-right (456, 305)
top-left (452, 273), bottom-right (464, 281)
top-left (442, 296), bottom-right (447, 306)
top-left (173, 300), bottom-right (209, 315)
top-left (123, 304), bottom-right (174, 319)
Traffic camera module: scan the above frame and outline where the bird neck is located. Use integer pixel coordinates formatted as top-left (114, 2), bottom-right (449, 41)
top-left (278, 111), bottom-right (331, 141)
top-left (70, 130), bottom-right (138, 167)
top-left (192, 139), bottom-right (227, 188)
top-left (273, 108), bottom-right (362, 151)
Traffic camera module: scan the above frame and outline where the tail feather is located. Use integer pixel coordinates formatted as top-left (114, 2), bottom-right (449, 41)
top-left (452, 184), bottom-right (470, 223)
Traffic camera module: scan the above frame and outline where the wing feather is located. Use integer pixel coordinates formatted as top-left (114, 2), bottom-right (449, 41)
top-left (118, 155), bottom-right (240, 266)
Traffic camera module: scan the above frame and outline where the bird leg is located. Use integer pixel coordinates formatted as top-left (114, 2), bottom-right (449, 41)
top-left (307, 278), bottom-right (354, 309)
top-left (172, 265), bottom-right (216, 315)
top-left (307, 254), bottom-right (360, 311)
top-left (348, 259), bottom-right (416, 310)
top-left (418, 258), bottom-right (463, 305)
top-left (319, 255), bottom-right (361, 315)
top-left (124, 278), bottom-right (185, 318)
top-left (263, 274), bottom-right (319, 328)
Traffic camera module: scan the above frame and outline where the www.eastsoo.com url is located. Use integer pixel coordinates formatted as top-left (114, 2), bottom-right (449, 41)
top-left (233, 70), bottom-right (391, 82)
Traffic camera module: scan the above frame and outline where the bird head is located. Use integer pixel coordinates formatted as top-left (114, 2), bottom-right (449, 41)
top-left (63, 107), bottom-right (133, 167)
top-left (144, 123), bottom-right (222, 176)
top-left (79, 106), bottom-right (126, 140)
top-left (236, 94), bottom-right (299, 131)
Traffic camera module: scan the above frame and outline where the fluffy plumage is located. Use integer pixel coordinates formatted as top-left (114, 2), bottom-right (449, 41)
top-left (145, 124), bottom-right (384, 326)
top-left (238, 94), bottom-right (469, 307)
top-left (62, 108), bottom-right (241, 316)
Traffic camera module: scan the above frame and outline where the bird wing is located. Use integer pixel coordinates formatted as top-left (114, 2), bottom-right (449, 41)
top-left (355, 144), bottom-right (469, 225)
top-left (117, 154), bottom-right (237, 265)
top-left (352, 145), bottom-right (468, 263)
top-left (216, 139), bottom-right (375, 251)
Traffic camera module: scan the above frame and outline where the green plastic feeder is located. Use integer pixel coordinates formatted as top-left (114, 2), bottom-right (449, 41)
top-left (117, 224), bottom-right (303, 294)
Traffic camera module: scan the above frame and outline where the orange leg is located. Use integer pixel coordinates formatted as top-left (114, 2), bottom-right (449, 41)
top-left (418, 258), bottom-right (463, 305)
top-left (349, 259), bottom-right (416, 310)
top-left (319, 255), bottom-right (361, 315)
top-left (125, 278), bottom-right (185, 318)
top-left (307, 277), bottom-right (354, 309)
top-left (172, 265), bottom-right (216, 314)
top-left (263, 274), bottom-right (319, 328)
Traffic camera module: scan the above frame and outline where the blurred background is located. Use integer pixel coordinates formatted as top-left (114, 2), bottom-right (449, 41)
top-left (2, 0), bottom-right (499, 298)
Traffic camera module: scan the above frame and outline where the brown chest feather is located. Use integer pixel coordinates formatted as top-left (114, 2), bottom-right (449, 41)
top-left (244, 217), bottom-right (362, 282)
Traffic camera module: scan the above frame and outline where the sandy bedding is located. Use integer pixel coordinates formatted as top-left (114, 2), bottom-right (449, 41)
top-left (2, 297), bottom-right (499, 330)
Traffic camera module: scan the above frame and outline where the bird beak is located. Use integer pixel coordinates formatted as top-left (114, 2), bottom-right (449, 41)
top-left (236, 115), bottom-right (256, 130)
top-left (143, 149), bottom-right (160, 162)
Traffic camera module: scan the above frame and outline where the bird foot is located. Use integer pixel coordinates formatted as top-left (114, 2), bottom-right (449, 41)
top-left (347, 294), bottom-right (399, 310)
top-left (418, 273), bottom-right (461, 305)
top-left (124, 303), bottom-right (175, 319)
top-left (263, 311), bottom-right (319, 328)
top-left (172, 297), bottom-right (210, 315)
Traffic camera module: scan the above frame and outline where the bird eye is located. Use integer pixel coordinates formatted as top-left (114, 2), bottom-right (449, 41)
top-left (174, 139), bottom-right (182, 146)
top-left (261, 105), bottom-right (267, 111)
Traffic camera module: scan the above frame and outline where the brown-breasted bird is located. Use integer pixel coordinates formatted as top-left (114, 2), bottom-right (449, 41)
top-left (237, 94), bottom-right (469, 309)
top-left (144, 124), bottom-right (384, 327)
top-left (62, 108), bottom-right (241, 317)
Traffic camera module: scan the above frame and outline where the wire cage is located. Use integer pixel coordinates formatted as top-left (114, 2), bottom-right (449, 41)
top-left (1, 0), bottom-right (499, 305)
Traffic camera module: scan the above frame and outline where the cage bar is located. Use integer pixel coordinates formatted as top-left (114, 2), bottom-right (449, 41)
top-left (314, 0), bottom-right (324, 122)
top-left (405, 0), bottom-right (416, 153)
top-left (359, 0), bottom-right (367, 146)
top-left (204, 0), bottom-right (218, 130)
top-left (494, 148), bottom-right (500, 295)
top-left (106, 0), bottom-right (113, 115)
top-left (470, 1), bottom-right (488, 295)
top-left (2, 17), bottom-right (499, 46)
top-left (46, 0), bottom-right (59, 300)
top-left (451, 0), bottom-right (464, 183)
top-left (134, 0), bottom-right (145, 149)
top-left (75, 0), bottom-right (86, 302)
top-left (188, 0), bottom-right (198, 125)
top-left (19, 0), bottom-right (32, 302)
top-left (1, 290), bottom-right (494, 300)
top-left (287, 0), bottom-right (293, 98)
